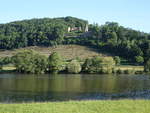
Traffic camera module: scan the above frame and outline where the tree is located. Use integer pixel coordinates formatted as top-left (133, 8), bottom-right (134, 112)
top-left (12, 50), bottom-right (47, 74)
top-left (144, 59), bottom-right (150, 72)
top-left (108, 32), bottom-right (118, 45)
top-left (135, 56), bottom-right (144, 65)
top-left (114, 56), bottom-right (120, 65)
top-left (0, 58), bottom-right (4, 70)
top-left (82, 56), bottom-right (115, 74)
top-left (48, 52), bottom-right (64, 74)
top-left (67, 60), bottom-right (81, 74)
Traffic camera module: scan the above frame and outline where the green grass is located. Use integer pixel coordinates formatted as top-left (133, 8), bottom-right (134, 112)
top-left (2, 65), bottom-right (16, 71)
top-left (1, 65), bottom-right (144, 73)
top-left (0, 100), bottom-right (149, 113)
top-left (116, 65), bottom-right (144, 71)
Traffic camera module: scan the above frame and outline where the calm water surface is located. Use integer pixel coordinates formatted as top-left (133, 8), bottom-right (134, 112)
top-left (0, 73), bottom-right (150, 102)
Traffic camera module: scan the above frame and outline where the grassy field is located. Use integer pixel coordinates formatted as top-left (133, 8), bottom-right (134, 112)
top-left (1, 65), bottom-right (144, 73)
top-left (0, 100), bottom-right (149, 113)
top-left (116, 65), bottom-right (144, 71)
top-left (1, 65), bottom-right (144, 74)
top-left (0, 45), bottom-right (107, 60)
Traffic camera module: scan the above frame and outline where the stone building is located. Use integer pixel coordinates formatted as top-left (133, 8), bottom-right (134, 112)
top-left (68, 24), bottom-right (88, 32)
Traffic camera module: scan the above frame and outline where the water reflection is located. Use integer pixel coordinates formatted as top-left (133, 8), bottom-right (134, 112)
top-left (0, 74), bottom-right (150, 102)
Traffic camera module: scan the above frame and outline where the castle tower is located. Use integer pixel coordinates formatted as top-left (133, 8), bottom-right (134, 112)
top-left (85, 24), bottom-right (88, 32)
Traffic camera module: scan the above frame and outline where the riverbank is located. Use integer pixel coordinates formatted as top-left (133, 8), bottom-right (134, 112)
top-left (1, 65), bottom-right (144, 74)
top-left (0, 100), bottom-right (149, 113)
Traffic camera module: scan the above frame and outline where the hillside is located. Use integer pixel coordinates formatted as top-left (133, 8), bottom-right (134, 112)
top-left (0, 16), bottom-right (150, 63)
top-left (0, 45), bottom-right (107, 60)
top-left (0, 16), bottom-right (88, 49)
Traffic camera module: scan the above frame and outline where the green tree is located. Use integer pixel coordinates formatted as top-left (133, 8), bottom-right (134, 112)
top-left (67, 60), bottom-right (81, 74)
top-left (135, 56), bottom-right (144, 65)
top-left (82, 56), bottom-right (115, 74)
top-left (0, 58), bottom-right (4, 70)
top-left (114, 56), bottom-right (120, 65)
top-left (48, 52), bottom-right (64, 74)
top-left (12, 50), bottom-right (47, 74)
top-left (144, 59), bottom-right (150, 72)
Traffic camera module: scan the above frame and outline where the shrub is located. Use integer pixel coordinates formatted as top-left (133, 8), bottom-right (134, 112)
top-left (48, 52), bottom-right (64, 74)
top-left (144, 59), bottom-right (150, 72)
top-left (12, 50), bottom-right (47, 74)
top-left (116, 69), bottom-right (123, 74)
top-left (114, 56), bottom-right (120, 65)
top-left (124, 69), bottom-right (135, 74)
top-left (124, 69), bottom-right (131, 74)
top-left (82, 56), bottom-right (115, 74)
top-left (135, 56), bottom-right (144, 65)
top-left (67, 60), bottom-right (81, 74)
top-left (112, 68), bottom-right (117, 74)
top-left (0, 58), bottom-right (3, 70)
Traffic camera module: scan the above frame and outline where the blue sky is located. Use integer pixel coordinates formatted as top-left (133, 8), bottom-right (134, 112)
top-left (0, 0), bottom-right (150, 33)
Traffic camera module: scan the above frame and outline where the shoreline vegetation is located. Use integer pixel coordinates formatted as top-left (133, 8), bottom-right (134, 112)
top-left (0, 65), bottom-right (144, 75)
top-left (0, 100), bottom-right (150, 113)
top-left (0, 49), bottom-right (144, 75)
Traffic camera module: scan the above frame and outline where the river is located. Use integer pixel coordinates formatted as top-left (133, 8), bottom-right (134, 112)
top-left (0, 73), bottom-right (150, 102)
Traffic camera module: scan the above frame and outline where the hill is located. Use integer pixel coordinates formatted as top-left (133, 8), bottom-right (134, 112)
top-left (0, 45), bottom-right (107, 60)
top-left (0, 16), bottom-right (150, 64)
top-left (0, 16), bottom-right (88, 49)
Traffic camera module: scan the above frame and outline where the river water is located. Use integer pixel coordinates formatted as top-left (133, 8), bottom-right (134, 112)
top-left (0, 73), bottom-right (150, 102)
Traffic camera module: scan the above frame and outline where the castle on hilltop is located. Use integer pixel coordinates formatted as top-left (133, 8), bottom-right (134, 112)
top-left (68, 24), bottom-right (88, 32)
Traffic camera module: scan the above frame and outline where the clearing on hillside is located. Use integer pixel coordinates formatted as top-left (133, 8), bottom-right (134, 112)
top-left (0, 45), bottom-right (108, 60)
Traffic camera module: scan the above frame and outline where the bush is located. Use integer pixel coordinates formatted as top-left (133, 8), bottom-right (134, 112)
top-left (114, 56), bottom-right (120, 65)
top-left (12, 50), bottom-right (47, 74)
top-left (116, 69), bottom-right (123, 74)
top-left (82, 56), bottom-right (115, 74)
top-left (144, 59), bottom-right (150, 72)
top-left (0, 58), bottom-right (3, 70)
top-left (48, 52), bottom-right (64, 74)
top-left (67, 60), bottom-right (81, 74)
top-left (82, 57), bottom-right (102, 73)
top-left (112, 68), bottom-right (117, 74)
top-left (124, 69), bottom-right (135, 74)
top-left (135, 56), bottom-right (144, 65)
top-left (0, 65), bottom-right (2, 70)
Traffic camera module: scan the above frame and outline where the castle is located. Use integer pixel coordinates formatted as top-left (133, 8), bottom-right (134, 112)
top-left (68, 24), bottom-right (88, 32)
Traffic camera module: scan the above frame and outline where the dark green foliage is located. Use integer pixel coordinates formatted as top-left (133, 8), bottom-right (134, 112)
top-left (116, 69), bottom-right (124, 74)
top-left (64, 22), bottom-right (149, 64)
top-left (135, 56), bottom-right (144, 65)
top-left (0, 17), bottom-right (150, 64)
top-left (0, 57), bottom-right (12, 70)
top-left (124, 69), bottom-right (135, 74)
top-left (12, 50), bottom-right (47, 74)
top-left (114, 56), bottom-right (120, 65)
top-left (82, 56), bottom-right (115, 74)
top-left (0, 58), bottom-right (3, 70)
top-left (0, 17), bottom-right (87, 49)
top-left (144, 59), bottom-right (150, 72)
top-left (48, 52), bottom-right (64, 74)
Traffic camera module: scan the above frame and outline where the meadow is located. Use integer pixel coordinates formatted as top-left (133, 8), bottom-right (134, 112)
top-left (0, 100), bottom-right (149, 113)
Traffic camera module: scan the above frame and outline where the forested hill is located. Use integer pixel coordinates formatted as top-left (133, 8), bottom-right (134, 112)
top-left (0, 16), bottom-right (88, 49)
top-left (0, 16), bottom-right (150, 63)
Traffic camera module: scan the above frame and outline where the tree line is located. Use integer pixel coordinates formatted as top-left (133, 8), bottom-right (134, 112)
top-left (1, 50), bottom-right (150, 74)
top-left (0, 50), bottom-right (116, 74)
